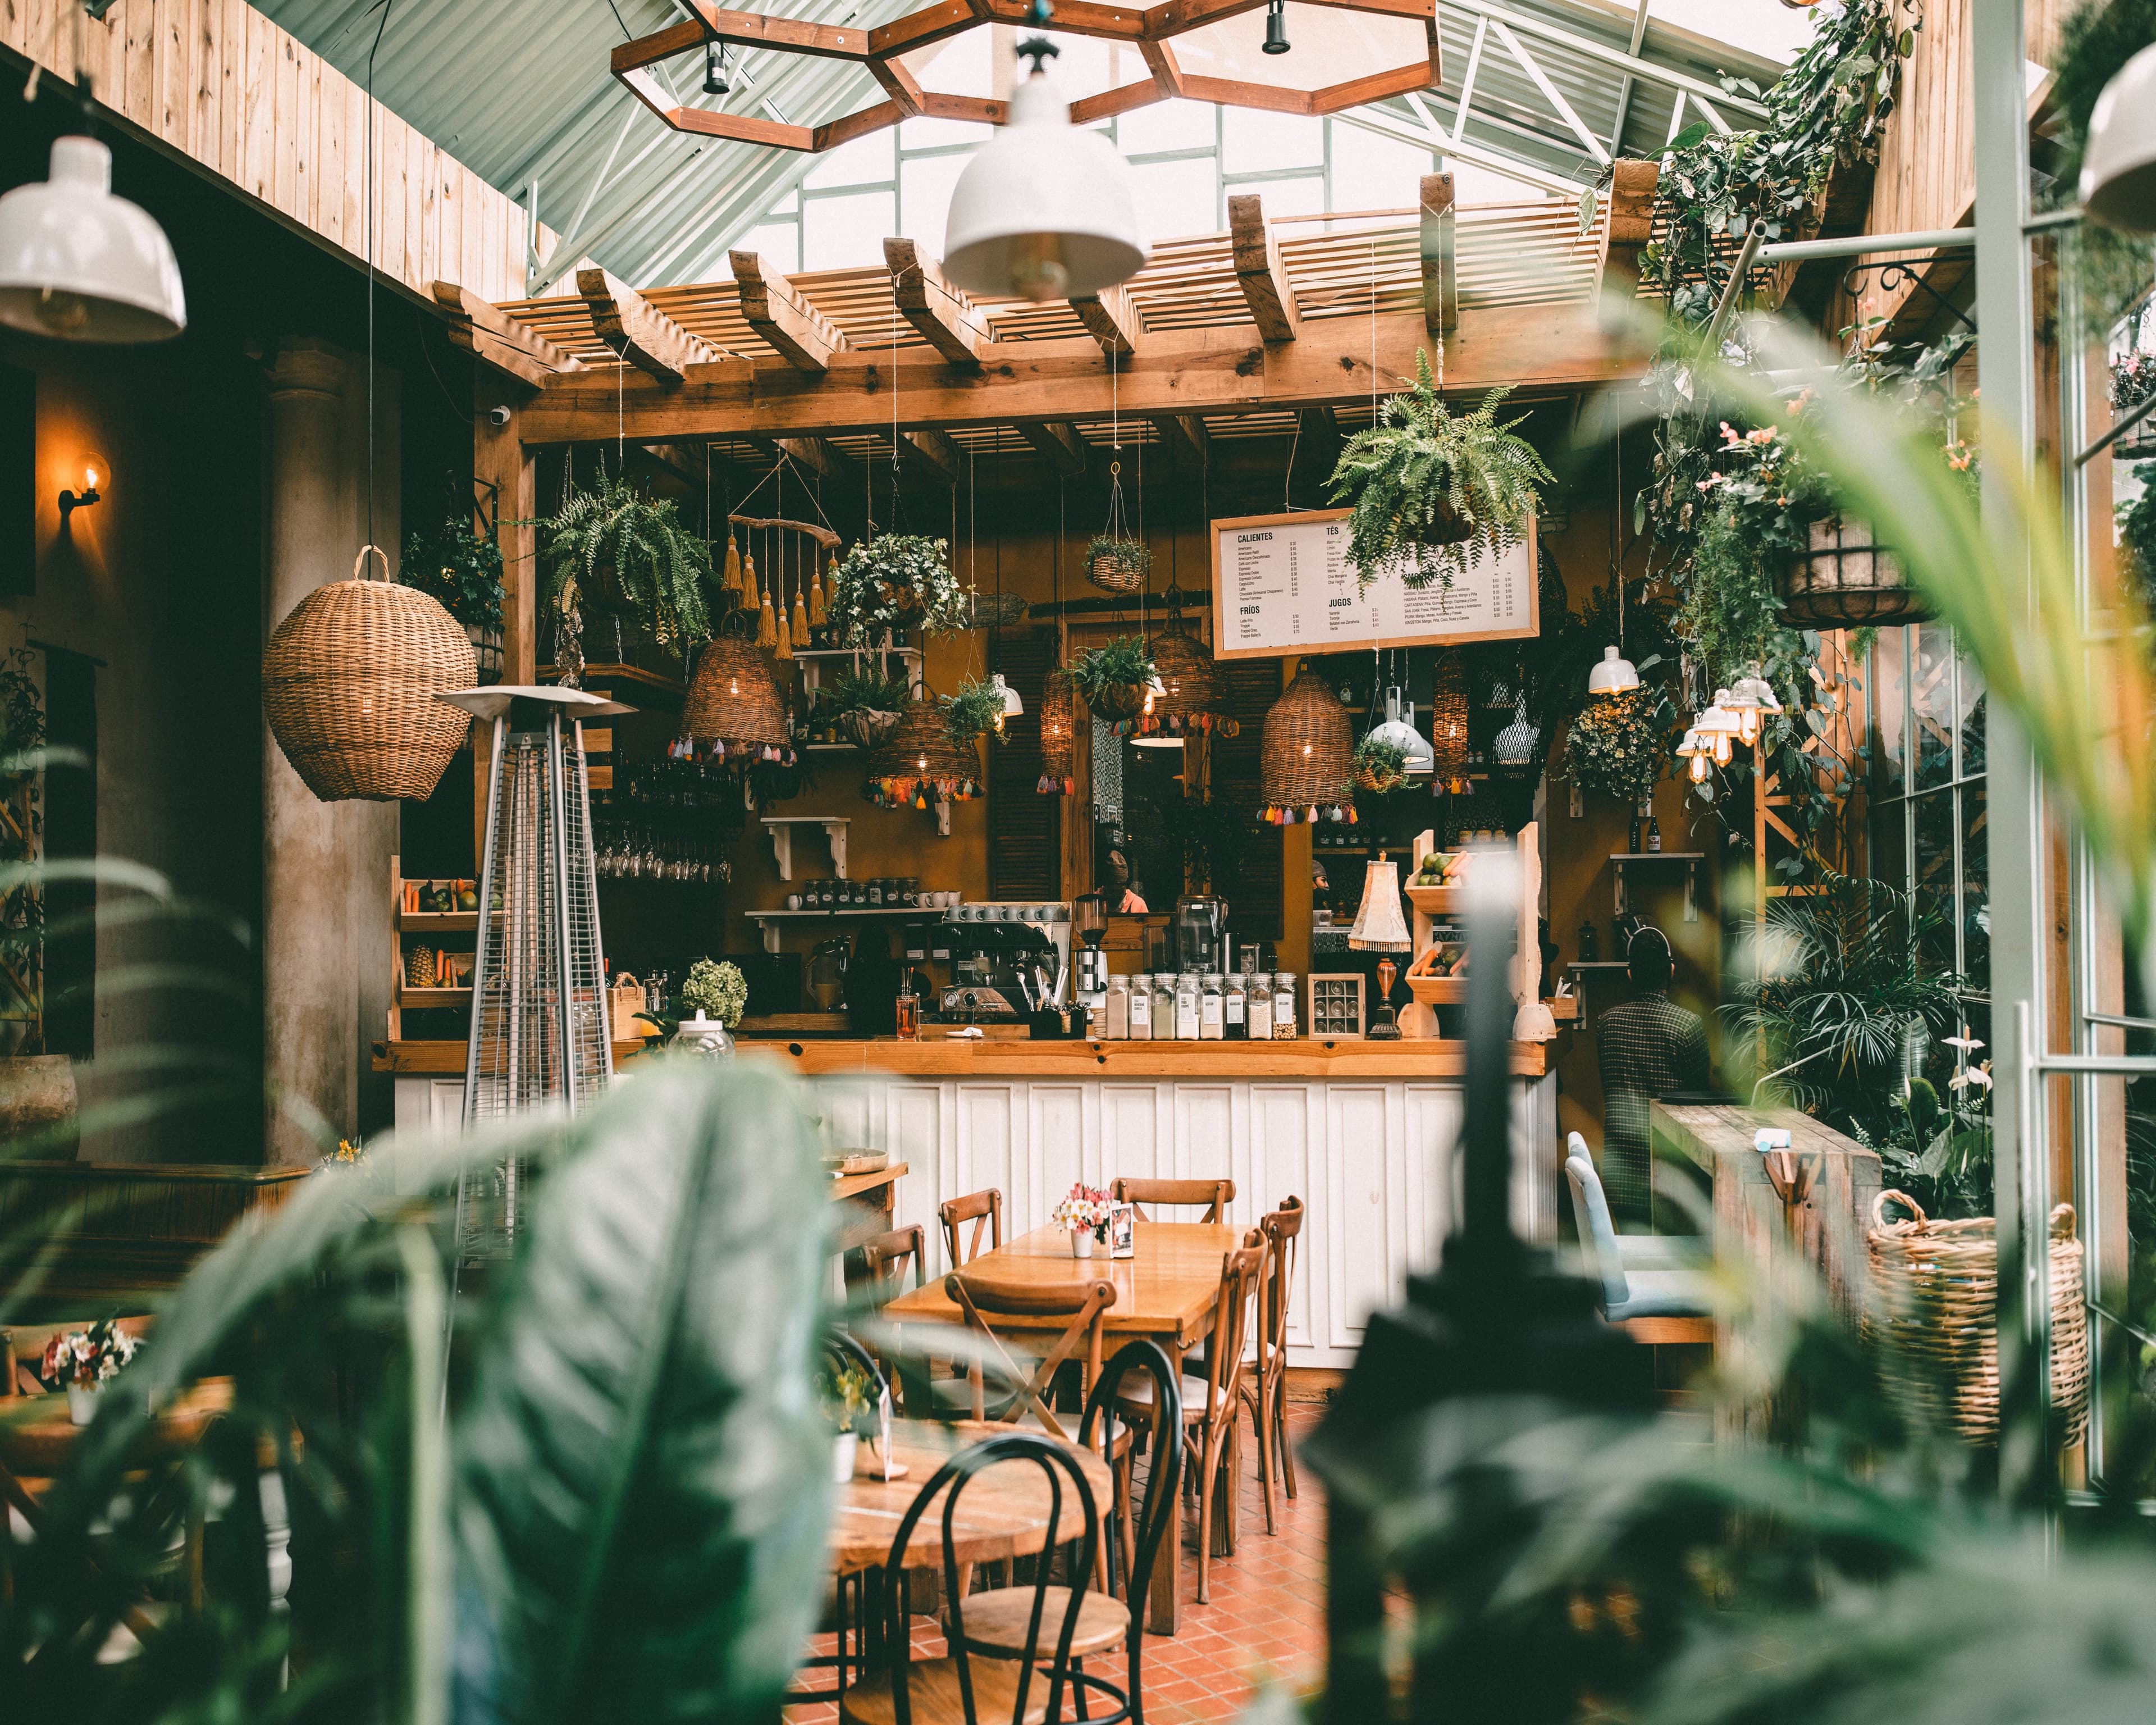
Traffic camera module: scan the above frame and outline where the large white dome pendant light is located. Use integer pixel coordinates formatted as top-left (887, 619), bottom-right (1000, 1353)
top-left (943, 4), bottom-right (1146, 303)
top-left (2081, 44), bottom-right (2156, 234)
top-left (0, 135), bottom-right (185, 343)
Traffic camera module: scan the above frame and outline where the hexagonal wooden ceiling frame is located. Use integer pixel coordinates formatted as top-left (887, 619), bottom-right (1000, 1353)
top-left (612, 0), bottom-right (1442, 152)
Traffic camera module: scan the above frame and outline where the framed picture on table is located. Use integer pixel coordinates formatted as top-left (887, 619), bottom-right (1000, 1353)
top-left (1108, 1201), bottom-right (1136, 1259)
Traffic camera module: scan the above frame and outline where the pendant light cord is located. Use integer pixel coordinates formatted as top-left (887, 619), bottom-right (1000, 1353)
top-left (364, 0), bottom-right (396, 565)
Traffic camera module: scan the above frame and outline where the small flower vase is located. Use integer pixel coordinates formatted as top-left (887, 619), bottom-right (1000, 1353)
top-left (68, 1385), bottom-right (100, 1426)
top-left (1070, 1229), bottom-right (1094, 1259)
top-left (832, 1431), bottom-right (859, 1484)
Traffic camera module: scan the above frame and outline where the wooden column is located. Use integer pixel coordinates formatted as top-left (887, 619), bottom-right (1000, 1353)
top-left (475, 409), bottom-right (535, 865)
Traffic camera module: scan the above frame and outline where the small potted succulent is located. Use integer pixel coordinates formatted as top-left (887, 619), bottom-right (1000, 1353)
top-left (825, 534), bottom-right (969, 647)
top-left (1068, 636), bottom-right (1157, 722)
top-left (1051, 1180), bottom-right (1114, 1258)
top-left (43, 1318), bottom-right (140, 1425)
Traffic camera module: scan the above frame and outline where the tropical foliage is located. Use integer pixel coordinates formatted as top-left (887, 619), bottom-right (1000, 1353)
top-left (1561, 684), bottom-right (1677, 805)
top-left (2121, 466), bottom-right (2156, 612)
top-left (826, 533), bottom-right (966, 646)
top-left (820, 667), bottom-right (913, 719)
top-left (1328, 359), bottom-right (1551, 591)
top-left (1067, 635), bottom-right (1157, 708)
top-left (537, 473), bottom-right (714, 681)
top-left (401, 510), bottom-right (505, 628)
top-left (939, 677), bottom-right (1010, 749)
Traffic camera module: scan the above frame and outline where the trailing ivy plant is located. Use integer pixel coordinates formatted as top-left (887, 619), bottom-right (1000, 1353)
top-left (1561, 685), bottom-right (1678, 806)
top-left (401, 512), bottom-right (505, 629)
top-left (536, 472), bottom-right (713, 683)
top-left (1328, 358), bottom-right (1552, 591)
top-left (825, 533), bottom-right (966, 646)
top-left (939, 677), bottom-right (1010, 749)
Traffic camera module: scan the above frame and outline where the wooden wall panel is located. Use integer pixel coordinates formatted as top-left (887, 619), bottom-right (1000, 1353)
top-left (0, 0), bottom-right (543, 306)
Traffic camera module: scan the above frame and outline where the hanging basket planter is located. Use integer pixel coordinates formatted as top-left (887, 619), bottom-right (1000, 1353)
top-left (1088, 680), bottom-right (1149, 721)
top-left (968, 590), bottom-right (1029, 629)
top-left (1258, 669), bottom-right (1355, 826)
top-left (1776, 516), bottom-right (1935, 627)
top-left (262, 546), bottom-right (477, 802)
top-left (682, 633), bottom-right (795, 767)
top-left (864, 701), bottom-right (984, 809)
top-left (836, 708), bottom-right (905, 750)
top-left (1086, 536), bottom-right (1152, 595)
top-left (1133, 621), bottom-right (1241, 740)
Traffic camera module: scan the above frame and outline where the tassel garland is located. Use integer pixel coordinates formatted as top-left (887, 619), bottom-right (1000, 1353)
top-left (757, 586), bottom-right (778, 649)
top-left (723, 535), bottom-right (743, 604)
top-left (774, 588), bottom-right (793, 659)
top-left (808, 554), bottom-right (828, 626)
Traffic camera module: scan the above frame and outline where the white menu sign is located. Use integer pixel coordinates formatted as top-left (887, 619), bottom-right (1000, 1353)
top-left (1209, 509), bottom-right (1538, 659)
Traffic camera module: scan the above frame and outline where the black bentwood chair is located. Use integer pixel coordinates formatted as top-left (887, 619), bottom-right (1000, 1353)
top-left (839, 1432), bottom-right (1103, 1725)
top-left (792, 1330), bottom-right (890, 1710)
top-left (960, 1341), bottom-right (1185, 1725)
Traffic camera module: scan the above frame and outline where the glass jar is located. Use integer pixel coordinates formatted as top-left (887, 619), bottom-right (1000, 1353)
top-left (1199, 973), bottom-right (1225, 1039)
top-left (1152, 973), bottom-right (1175, 1039)
top-left (1224, 973), bottom-right (1247, 1039)
top-left (1105, 974), bottom-right (1130, 1039)
top-left (1174, 972), bottom-right (1200, 1040)
top-left (868, 878), bottom-right (885, 907)
top-left (1271, 971), bottom-right (1298, 1040)
top-left (1127, 974), bottom-right (1153, 1038)
top-left (894, 974), bottom-right (921, 1041)
top-left (1246, 973), bottom-right (1273, 1042)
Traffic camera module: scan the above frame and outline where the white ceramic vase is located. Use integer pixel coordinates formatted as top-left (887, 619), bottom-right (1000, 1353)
top-left (832, 1431), bottom-right (859, 1483)
top-left (1070, 1230), bottom-right (1094, 1259)
top-left (68, 1385), bottom-right (100, 1426)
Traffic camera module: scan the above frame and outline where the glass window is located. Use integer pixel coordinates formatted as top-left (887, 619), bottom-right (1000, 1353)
top-left (1912, 623), bottom-right (1956, 790)
top-left (802, 189), bottom-right (897, 270)
top-left (899, 153), bottom-right (970, 247)
top-left (1130, 156), bottom-right (1219, 244)
top-left (1442, 157), bottom-right (1552, 203)
top-left (803, 131), bottom-right (896, 191)
top-left (1223, 108), bottom-right (1323, 174)
top-left (1330, 118), bottom-right (1433, 211)
top-left (899, 116), bottom-right (991, 150)
top-left (730, 221), bottom-right (800, 275)
top-left (1960, 776), bottom-right (1989, 992)
top-left (1870, 623), bottom-right (1908, 798)
top-left (1240, 174), bottom-right (1326, 219)
top-left (1118, 98), bottom-right (1217, 157)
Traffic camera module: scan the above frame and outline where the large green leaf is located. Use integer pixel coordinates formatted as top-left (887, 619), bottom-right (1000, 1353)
top-left (451, 1060), bottom-right (834, 1725)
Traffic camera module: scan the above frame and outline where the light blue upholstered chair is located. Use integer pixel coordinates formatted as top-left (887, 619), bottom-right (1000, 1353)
top-left (1564, 1137), bottom-right (1713, 1334)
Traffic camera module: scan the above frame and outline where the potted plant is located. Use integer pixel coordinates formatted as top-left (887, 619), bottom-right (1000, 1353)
top-left (678, 957), bottom-right (747, 1029)
top-left (43, 1318), bottom-right (140, 1425)
top-left (1068, 635), bottom-right (1156, 722)
top-left (2112, 352), bottom-right (2156, 458)
top-left (1328, 355), bottom-right (1553, 591)
top-left (535, 472), bottom-right (713, 685)
top-left (818, 1349), bottom-right (875, 1483)
top-left (939, 677), bottom-right (1010, 750)
top-left (1086, 531), bottom-right (1151, 595)
top-left (1050, 1181), bottom-right (1114, 1258)
top-left (1352, 734), bottom-right (1412, 796)
top-left (402, 512), bottom-right (506, 682)
top-left (825, 534), bottom-right (967, 647)
top-left (1560, 683), bottom-right (1677, 805)
top-left (819, 668), bottom-right (913, 750)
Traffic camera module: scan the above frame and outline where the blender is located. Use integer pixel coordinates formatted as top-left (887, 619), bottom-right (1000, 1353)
top-left (1175, 894), bottom-right (1226, 974)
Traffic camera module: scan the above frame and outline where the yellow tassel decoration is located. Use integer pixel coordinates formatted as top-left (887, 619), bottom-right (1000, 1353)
top-left (757, 584), bottom-right (778, 649)
top-left (791, 583), bottom-right (809, 645)
top-left (808, 553), bottom-right (828, 626)
top-left (743, 546), bottom-right (759, 612)
top-left (774, 585), bottom-right (794, 659)
top-left (723, 534), bottom-right (742, 605)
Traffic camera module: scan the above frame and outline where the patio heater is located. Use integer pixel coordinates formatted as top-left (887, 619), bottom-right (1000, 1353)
top-left (440, 684), bottom-right (632, 1258)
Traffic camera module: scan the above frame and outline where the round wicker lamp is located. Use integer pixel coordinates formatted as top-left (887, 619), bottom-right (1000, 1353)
top-left (1136, 623), bottom-right (1240, 741)
top-left (683, 633), bottom-right (793, 763)
top-left (867, 700), bottom-right (984, 809)
top-left (1038, 669), bottom-right (1077, 795)
top-left (262, 546), bottom-right (477, 802)
top-left (1258, 669), bottom-right (1355, 825)
top-left (1429, 652), bottom-right (1471, 792)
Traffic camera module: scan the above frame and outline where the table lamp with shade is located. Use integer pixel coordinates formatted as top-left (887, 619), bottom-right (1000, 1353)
top-left (1349, 855), bottom-right (1414, 1040)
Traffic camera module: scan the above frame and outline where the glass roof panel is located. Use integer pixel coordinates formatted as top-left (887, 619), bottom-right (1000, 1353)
top-left (1646, 0), bottom-right (1818, 68)
top-left (1168, 4), bottom-right (1431, 95)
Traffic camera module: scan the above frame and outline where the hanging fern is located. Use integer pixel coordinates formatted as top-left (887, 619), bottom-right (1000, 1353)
top-left (536, 473), bottom-right (713, 682)
top-left (940, 677), bottom-right (1009, 749)
top-left (1327, 355), bottom-right (1552, 591)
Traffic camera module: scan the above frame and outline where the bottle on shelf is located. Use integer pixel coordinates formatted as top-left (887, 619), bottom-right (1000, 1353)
top-left (1646, 814), bottom-right (1663, 853)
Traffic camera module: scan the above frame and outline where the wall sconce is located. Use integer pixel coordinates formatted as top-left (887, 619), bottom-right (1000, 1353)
top-left (60, 453), bottom-right (106, 522)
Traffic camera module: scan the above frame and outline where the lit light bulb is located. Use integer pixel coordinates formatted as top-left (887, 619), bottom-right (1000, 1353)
top-left (1689, 752), bottom-right (1711, 783)
top-left (993, 710), bottom-right (1006, 733)
top-left (1712, 732), bottom-right (1732, 766)
top-left (1302, 742), bottom-right (1312, 756)
top-left (1738, 709), bottom-right (1760, 745)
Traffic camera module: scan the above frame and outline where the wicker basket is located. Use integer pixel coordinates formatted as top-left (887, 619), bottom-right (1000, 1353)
top-left (1086, 540), bottom-right (1150, 596)
top-left (1259, 668), bottom-right (1354, 820)
top-left (683, 635), bottom-right (788, 752)
top-left (1778, 517), bottom-right (1935, 628)
top-left (968, 591), bottom-right (1029, 629)
top-left (1087, 681), bottom-right (1149, 721)
top-left (1865, 1189), bottom-right (2090, 1448)
top-left (1352, 762), bottom-right (1407, 796)
top-left (1037, 670), bottom-right (1077, 795)
top-left (835, 708), bottom-right (904, 750)
top-left (262, 546), bottom-right (478, 802)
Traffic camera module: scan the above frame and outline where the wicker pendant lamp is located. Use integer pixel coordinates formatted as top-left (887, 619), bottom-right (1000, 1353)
top-left (262, 545), bottom-right (477, 801)
top-left (1429, 651), bottom-right (1471, 792)
top-left (867, 700), bottom-right (984, 809)
top-left (1136, 619), bottom-right (1241, 742)
top-left (1038, 668), bottom-right (1077, 795)
top-left (1258, 668), bottom-right (1355, 825)
top-left (683, 632), bottom-right (793, 765)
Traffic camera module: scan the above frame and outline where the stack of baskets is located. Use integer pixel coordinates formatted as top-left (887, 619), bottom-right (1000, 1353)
top-left (1865, 1190), bottom-right (2090, 1446)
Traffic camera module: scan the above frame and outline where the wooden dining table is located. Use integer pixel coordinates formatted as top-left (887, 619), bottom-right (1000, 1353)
top-left (881, 1220), bottom-right (1241, 1635)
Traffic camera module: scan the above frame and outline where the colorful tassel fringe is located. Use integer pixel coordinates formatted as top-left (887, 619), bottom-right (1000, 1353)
top-left (1036, 775), bottom-right (1074, 796)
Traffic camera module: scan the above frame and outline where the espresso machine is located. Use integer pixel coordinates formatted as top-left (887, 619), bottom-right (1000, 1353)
top-left (938, 919), bottom-right (1062, 1024)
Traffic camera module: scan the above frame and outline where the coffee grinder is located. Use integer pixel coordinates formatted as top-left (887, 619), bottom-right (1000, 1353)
top-left (1074, 891), bottom-right (1109, 1021)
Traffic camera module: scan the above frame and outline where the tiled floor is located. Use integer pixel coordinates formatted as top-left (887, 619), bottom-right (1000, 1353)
top-left (788, 1403), bottom-right (1327, 1723)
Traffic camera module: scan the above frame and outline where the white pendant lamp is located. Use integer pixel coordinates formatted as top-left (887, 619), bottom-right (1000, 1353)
top-left (943, 33), bottom-right (1146, 303)
top-left (1696, 697), bottom-right (1742, 766)
top-left (1586, 644), bottom-right (1639, 697)
top-left (0, 137), bottom-right (185, 343)
top-left (1365, 687), bottom-right (1434, 775)
top-left (1723, 661), bottom-right (1784, 746)
top-left (2081, 44), bottom-right (2156, 234)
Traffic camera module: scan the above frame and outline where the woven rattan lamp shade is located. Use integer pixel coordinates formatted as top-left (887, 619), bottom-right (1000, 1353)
top-left (1038, 669), bottom-right (1077, 795)
top-left (683, 635), bottom-right (791, 759)
top-left (867, 700), bottom-right (984, 808)
top-left (1138, 624), bottom-right (1240, 738)
top-left (1259, 668), bottom-right (1355, 825)
top-left (1429, 652), bottom-right (1471, 791)
top-left (261, 550), bottom-right (477, 802)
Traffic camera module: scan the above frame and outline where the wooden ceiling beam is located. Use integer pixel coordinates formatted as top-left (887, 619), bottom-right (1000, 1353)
top-left (1228, 193), bottom-right (1300, 344)
top-left (433, 282), bottom-right (581, 391)
top-left (1018, 421), bottom-right (1089, 476)
top-left (1152, 414), bottom-right (1208, 464)
top-left (515, 302), bottom-right (1642, 446)
top-left (1070, 284), bottom-right (1146, 358)
top-left (883, 238), bottom-right (989, 371)
top-left (751, 435), bottom-right (858, 483)
top-left (1419, 172), bottom-right (1458, 336)
top-left (899, 427), bottom-right (965, 481)
top-left (729, 251), bottom-right (849, 375)
top-left (577, 267), bottom-right (706, 386)
top-left (1599, 157), bottom-right (1660, 324)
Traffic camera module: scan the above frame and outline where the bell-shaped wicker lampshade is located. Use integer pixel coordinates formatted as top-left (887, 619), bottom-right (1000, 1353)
top-left (1258, 669), bottom-right (1354, 825)
top-left (684, 634), bottom-right (792, 763)
top-left (1348, 858), bottom-right (1413, 951)
top-left (867, 700), bottom-right (984, 808)
top-left (261, 547), bottom-right (477, 802)
top-left (1038, 669), bottom-right (1077, 795)
top-left (1137, 623), bottom-right (1240, 741)
top-left (1429, 652), bottom-right (1471, 792)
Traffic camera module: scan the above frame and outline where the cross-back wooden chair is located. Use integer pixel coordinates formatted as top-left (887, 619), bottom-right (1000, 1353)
top-left (842, 1224), bottom-right (925, 1309)
top-left (1109, 1176), bottom-right (1235, 1223)
top-left (1245, 1195), bottom-right (1305, 1531)
top-left (1112, 1235), bottom-right (1265, 1602)
top-left (944, 1271), bottom-right (1116, 1444)
top-left (937, 1187), bottom-right (1003, 1270)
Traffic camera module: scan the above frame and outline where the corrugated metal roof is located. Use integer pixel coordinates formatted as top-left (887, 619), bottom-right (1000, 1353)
top-left (256, 0), bottom-right (1783, 294)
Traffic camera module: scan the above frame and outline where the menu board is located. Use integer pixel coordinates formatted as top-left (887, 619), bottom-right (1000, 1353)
top-left (1209, 509), bottom-right (1538, 659)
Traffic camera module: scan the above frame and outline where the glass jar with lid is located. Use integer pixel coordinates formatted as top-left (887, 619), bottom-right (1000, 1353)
top-left (1271, 971), bottom-right (1298, 1039)
top-left (1223, 973), bottom-right (1247, 1039)
top-left (1199, 974), bottom-right (1225, 1039)
top-left (1127, 974), bottom-right (1153, 1038)
top-left (1174, 972), bottom-right (1200, 1040)
top-left (1105, 974), bottom-right (1130, 1039)
top-left (1151, 973), bottom-right (1175, 1039)
top-left (1246, 973), bottom-right (1274, 1041)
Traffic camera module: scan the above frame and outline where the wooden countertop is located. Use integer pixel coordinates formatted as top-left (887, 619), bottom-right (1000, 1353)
top-left (738, 1036), bottom-right (1550, 1079)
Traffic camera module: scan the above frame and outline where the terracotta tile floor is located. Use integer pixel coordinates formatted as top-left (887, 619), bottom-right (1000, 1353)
top-left (788, 1403), bottom-right (1327, 1723)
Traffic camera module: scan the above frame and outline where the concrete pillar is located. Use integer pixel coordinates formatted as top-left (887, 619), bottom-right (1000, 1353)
top-left (261, 339), bottom-right (398, 1166)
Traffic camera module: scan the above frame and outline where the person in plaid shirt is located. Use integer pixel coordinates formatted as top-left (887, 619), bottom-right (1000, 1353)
top-left (1593, 926), bottom-right (1710, 1224)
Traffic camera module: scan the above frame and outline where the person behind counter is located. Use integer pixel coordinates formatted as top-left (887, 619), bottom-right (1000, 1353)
top-left (1594, 925), bottom-right (1710, 1225)
top-left (1104, 843), bottom-right (1148, 914)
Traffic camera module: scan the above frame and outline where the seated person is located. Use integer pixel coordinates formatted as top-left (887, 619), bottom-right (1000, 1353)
top-left (1103, 846), bottom-right (1148, 914)
top-left (1594, 925), bottom-right (1710, 1225)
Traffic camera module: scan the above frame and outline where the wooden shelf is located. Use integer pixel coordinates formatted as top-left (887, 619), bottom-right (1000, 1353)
top-left (750, 907), bottom-right (923, 920)
top-left (540, 661), bottom-right (685, 695)
top-left (1609, 851), bottom-right (1705, 862)
top-left (397, 910), bottom-right (477, 934)
top-left (1405, 882), bottom-right (1469, 914)
top-left (397, 985), bottom-right (472, 1008)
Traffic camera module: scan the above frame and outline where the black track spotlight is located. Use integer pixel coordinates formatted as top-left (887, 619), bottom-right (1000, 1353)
top-left (1263, 0), bottom-right (1290, 54)
top-left (704, 39), bottom-right (732, 95)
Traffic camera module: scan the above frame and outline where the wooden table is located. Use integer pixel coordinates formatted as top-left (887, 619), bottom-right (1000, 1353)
top-left (830, 1161), bottom-right (908, 1254)
top-left (882, 1221), bottom-right (1239, 1635)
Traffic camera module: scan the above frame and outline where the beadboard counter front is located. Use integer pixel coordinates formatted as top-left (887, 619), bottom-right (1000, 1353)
top-left (739, 1036), bottom-right (1549, 1079)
